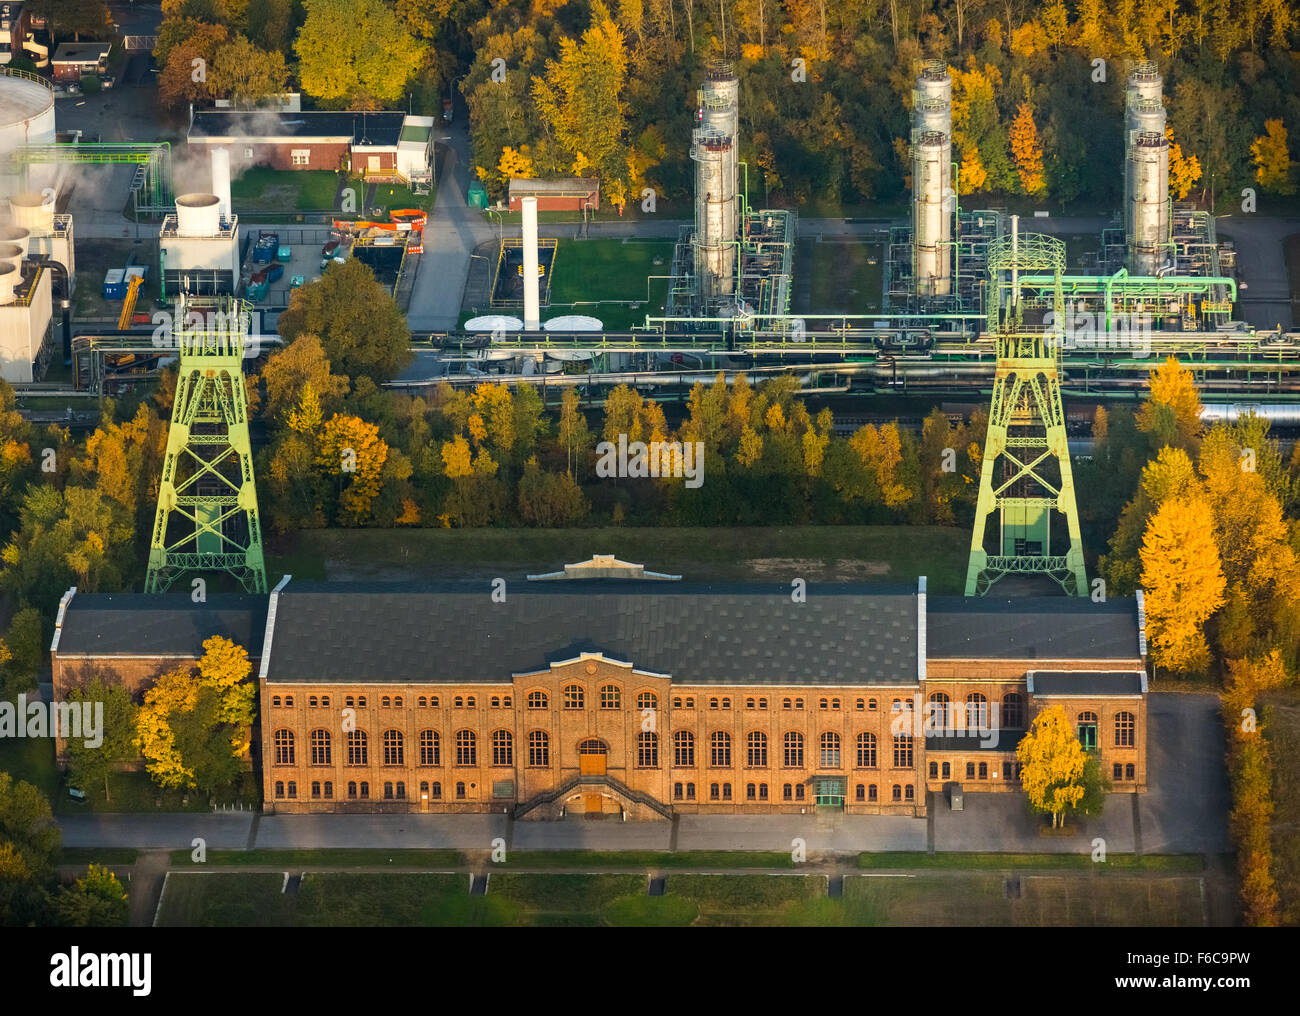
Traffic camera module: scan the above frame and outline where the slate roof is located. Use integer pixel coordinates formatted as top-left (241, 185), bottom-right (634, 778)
top-left (55, 593), bottom-right (268, 658)
top-left (926, 596), bottom-right (1140, 660)
top-left (1028, 671), bottom-right (1146, 696)
top-left (189, 111), bottom-right (406, 147)
top-left (262, 581), bottom-right (920, 686)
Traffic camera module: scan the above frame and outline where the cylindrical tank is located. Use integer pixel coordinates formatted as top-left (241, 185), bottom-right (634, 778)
top-left (0, 225), bottom-right (30, 257)
top-left (913, 130), bottom-right (952, 297)
top-left (0, 74), bottom-right (56, 152)
top-left (0, 242), bottom-right (23, 275)
top-left (521, 196), bottom-right (540, 331)
top-left (1129, 131), bottom-right (1169, 276)
top-left (175, 193), bottom-right (221, 237)
top-left (8, 191), bottom-right (55, 234)
top-left (0, 262), bottom-right (17, 304)
top-left (210, 148), bottom-right (232, 222)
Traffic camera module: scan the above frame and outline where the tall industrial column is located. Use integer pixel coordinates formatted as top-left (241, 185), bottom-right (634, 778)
top-left (965, 221), bottom-right (1087, 597)
top-left (145, 295), bottom-right (267, 594)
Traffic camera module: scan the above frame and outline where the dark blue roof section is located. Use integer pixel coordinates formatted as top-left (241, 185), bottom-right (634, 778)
top-left (56, 593), bottom-right (268, 657)
top-left (263, 580), bottom-right (920, 686)
top-left (926, 596), bottom-right (1140, 660)
top-left (189, 110), bottom-right (405, 146)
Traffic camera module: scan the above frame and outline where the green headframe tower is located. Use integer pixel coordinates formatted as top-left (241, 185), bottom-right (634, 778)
top-left (965, 221), bottom-right (1087, 597)
top-left (145, 295), bottom-right (267, 595)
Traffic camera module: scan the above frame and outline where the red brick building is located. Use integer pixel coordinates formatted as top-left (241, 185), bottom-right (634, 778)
top-left (187, 110), bottom-right (424, 182)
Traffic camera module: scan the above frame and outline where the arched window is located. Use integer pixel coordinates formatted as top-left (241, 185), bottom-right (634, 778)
top-left (1115, 711), bottom-right (1135, 748)
top-left (310, 729), bottom-right (331, 766)
top-left (783, 732), bottom-right (804, 768)
top-left (600, 685), bottom-right (621, 710)
top-left (820, 732), bottom-right (841, 768)
top-left (527, 690), bottom-right (548, 710)
top-left (1078, 710), bottom-right (1099, 752)
top-left (492, 730), bottom-right (513, 766)
top-left (674, 730), bottom-right (695, 767)
top-left (636, 691), bottom-right (657, 711)
top-left (965, 693), bottom-right (988, 730)
top-left (346, 730), bottom-right (367, 766)
top-left (274, 729), bottom-right (295, 765)
top-left (419, 730), bottom-right (439, 766)
top-left (747, 731), bottom-right (768, 767)
top-left (1002, 693), bottom-right (1025, 728)
top-left (455, 730), bottom-right (476, 766)
top-left (528, 731), bottom-right (549, 767)
top-left (563, 685), bottom-right (584, 710)
top-left (856, 732), bottom-right (877, 769)
top-left (383, 730), bottom-right (404, 766)
top-left (710, 731), bottom-right (731, 767)
top-left (893, 735), bottom-right (913, 768)
top-left (637, 732), bottom-right (658, 768)
top-left (928, 693), bottom-right (951, 730)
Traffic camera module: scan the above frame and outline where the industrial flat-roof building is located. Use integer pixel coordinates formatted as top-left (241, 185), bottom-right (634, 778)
top-left (187, 110), bottom-right (432, 185)
top-left (50, 564), bottom-right (1149, 818)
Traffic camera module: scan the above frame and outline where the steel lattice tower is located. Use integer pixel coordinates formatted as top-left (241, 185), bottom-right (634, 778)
top-left (965, 226), bottom-right (1087, 597)
top-left (145, 296), bottom-right (266, 594)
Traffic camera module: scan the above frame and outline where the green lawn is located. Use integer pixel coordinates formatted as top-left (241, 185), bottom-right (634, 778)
top-left (268, 524), bottom-right (971, 591)
top-left (1262, 691), bottom-right (1300, 926)
top-left (229, 168), bottom-right (344, 213)
top-left (843, 873), bottom-right (1205, 926)
top-left (501, 850), bottom-right (796, 870)
top-left (546, 238), bottom-right (673, 330)
top-left (169, 848), bottom-right (467, 867)
top-left (857, 852), bottom-right (1204, 871)
top-left (803, 240), bottom-right (883, 315)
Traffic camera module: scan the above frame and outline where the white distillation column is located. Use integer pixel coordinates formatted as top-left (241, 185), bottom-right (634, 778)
top-left (692, 66), bottom-right (739, 304)
top-left (912, 62), bottom-right (952, 297)
top-left (522, 196), bottom-right (540, 330)
top-left (1124, 62), bottom-right (1166, 271)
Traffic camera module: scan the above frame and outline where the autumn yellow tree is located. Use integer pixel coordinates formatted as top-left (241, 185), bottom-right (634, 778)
top-left (1251, 119), bottom-right (1294, 195)
top-left (1136, 357), bottom-right (1202, 451)
top-left (1141, 496), bottom-right (1226, 673)
top-left (1016, 705), bottom-right (1088, 829)
top-left (1009, 102), bottom-right (1046, 195)
top-left (1166, 125), bottom-right (1203, 200)
top-left (315, 414), bottom-right (389, 524)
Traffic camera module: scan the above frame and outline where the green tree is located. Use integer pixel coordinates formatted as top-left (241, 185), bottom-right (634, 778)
top-left (294, 0), bottom-right (425, 106)
top-left (64, 678), bottom-right (138, 803)
top-left (276, 260), bottom-right (411, 383)
top-left (54, 864), bottom-right (128, 927)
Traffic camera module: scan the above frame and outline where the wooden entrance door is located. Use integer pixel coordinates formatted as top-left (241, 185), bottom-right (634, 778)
top-left (577, 739), bottom-right (607, 776)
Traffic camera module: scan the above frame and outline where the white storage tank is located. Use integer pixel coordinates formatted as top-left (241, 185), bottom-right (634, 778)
top-left (8, 191), bottom-right (55, 235)
top-left (175, 193), bottom-right (221, 237)
top-left (0, 225), bottom-right (29, 257)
